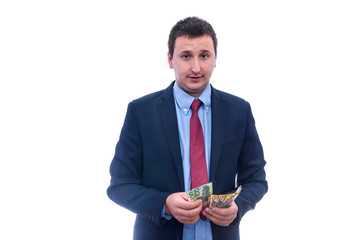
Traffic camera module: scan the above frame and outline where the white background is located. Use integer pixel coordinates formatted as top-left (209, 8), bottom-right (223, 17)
top-left (1, 0), bottom-right (359, 239)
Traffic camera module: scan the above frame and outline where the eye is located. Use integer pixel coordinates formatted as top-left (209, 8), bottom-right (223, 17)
top-left (201, 54), bottom-right (209, 59)
top-left (182, 54), bottom-right (190, 59)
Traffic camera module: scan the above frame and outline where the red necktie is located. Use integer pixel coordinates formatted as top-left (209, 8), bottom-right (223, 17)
top-left (190, 99), bottom-right (208, 220)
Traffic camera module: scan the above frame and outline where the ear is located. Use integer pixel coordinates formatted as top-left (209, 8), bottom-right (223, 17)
top-left (167, 52), bottom-right (174, 69)
top-left (214, 50), bottom-right (217, 68)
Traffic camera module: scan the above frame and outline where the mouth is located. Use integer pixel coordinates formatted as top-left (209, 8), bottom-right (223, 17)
top-left (188, 75), bottom-right (203, 81)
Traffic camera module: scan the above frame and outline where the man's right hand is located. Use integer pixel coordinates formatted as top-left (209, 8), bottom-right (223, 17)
top-left (165, 192), bottom-right (202, 224)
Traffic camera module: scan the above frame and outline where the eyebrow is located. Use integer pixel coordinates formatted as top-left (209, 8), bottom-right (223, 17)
top-left (179, 50), bottom-right (192, 55)
top-left (179, 49), bottom-right (212, 55)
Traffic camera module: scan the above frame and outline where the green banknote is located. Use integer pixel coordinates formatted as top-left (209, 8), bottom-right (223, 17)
top-left (186, 182), bottom-right (213, 207)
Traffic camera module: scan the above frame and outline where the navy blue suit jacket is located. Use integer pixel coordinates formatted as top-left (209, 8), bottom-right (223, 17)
top-left (107, 82), bottom-right (267, 240)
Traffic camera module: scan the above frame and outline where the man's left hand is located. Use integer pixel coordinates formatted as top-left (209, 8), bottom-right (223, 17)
top-left (202, 201), bottom-right (238, 226)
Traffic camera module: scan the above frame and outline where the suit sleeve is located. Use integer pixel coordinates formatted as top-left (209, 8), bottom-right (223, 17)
top-left (107, 102), bottom-right (170, 226)
top-left (235, 102), bottom-right (268, 220)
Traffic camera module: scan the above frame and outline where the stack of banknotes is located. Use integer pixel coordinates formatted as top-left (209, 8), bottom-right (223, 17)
top-left (186, 182), bottom-right (242, 208)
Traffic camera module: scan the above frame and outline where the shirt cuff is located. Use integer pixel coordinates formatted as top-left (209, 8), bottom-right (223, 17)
top-left (161, 205), bottom-right (172, 220)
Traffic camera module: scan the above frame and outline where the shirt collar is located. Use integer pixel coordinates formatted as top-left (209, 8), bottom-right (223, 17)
top-left (173, 82), bottom-right (211, 116)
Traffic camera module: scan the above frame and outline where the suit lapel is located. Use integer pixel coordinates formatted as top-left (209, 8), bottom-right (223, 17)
top-left (157, 82), bottom-right (185, 191)
top-left (210, 87), bottom-right (227, 182)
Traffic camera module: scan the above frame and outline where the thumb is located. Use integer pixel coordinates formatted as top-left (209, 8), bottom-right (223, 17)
top-left (179, 192), bottom-right (189, 201)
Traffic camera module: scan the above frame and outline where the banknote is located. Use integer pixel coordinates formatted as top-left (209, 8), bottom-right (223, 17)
top-left (209, 186), bottom-right (242, 208)
top-left (186, 182), bottom-right (213, 207)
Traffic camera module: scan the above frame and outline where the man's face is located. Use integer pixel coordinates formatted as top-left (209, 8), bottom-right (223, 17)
top-left (168, 35), bottom-right (216, 98)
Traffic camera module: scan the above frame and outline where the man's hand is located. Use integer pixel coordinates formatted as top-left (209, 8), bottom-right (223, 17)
top-left (202, 201), bottom-right (238, 226)
top-left (165, 192), bottom-right (202, 224)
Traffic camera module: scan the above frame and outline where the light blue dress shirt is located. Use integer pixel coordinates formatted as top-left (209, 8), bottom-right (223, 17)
top-left (173, 82), bottom-right (213, 240)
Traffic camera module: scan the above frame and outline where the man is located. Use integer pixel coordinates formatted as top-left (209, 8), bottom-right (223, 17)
top-left (107, 17), bottom-right (267, 240)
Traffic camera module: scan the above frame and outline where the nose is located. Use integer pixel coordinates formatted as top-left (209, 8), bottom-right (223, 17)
top-left (190, 58), bottom-right (201, 74)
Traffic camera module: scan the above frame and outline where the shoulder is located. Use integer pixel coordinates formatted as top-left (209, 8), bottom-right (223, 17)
top-left (131, 89), bottom-right (165, 106)
top-left (128, 82), bottom-right (174, 115)
top-left (211, 86), bottom-right (250, 110)
top-left (129, 82), bottom-right (174, 109)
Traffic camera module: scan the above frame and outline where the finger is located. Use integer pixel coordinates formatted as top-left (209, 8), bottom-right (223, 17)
top-left (203, 210), bottom-right (233, 226)
top-left (174, 206), bottom-right (202, 224)
top-left (167, 193), bottom-right (203, 224)
top-left (206, 206), bottom-right (238, 226)
top-left (176, 202), bottom-right (203, 217)
top-left (178, 192), bottom-right (189, 201)
top-left (180, 199), bottom-right (202, 210)
top-left (205, 208), bottom-right (233, 221)
top-left (210, 202), bottom-right (238, 216)
top-left (208, 207), bottom-right (232, 217)
top-left (178, 214), bottom-right (200, 225)
top-left (172, 199), bottom-right (202, 216)
top-left (170, 193), bottom-right (200, 209)
top-left (202, 211), bottom-right (223, 225)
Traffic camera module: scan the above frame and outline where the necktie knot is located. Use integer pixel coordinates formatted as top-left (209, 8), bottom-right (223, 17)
top-left (191, 99), bottom-right (202, 112)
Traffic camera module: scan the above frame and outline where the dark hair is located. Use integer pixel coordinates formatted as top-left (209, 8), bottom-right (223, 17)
top-left (168, 17), bottom-right (217, 59)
